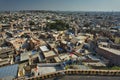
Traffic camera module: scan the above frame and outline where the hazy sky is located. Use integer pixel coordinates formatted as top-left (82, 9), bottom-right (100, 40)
top-left (0, 0), bottom-right (120, 11)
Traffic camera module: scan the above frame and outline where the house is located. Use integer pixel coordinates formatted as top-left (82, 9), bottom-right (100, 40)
top-left (96, 46), bottom-right (120, 66)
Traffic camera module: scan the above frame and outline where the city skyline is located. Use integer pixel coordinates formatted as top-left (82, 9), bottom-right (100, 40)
top-left (0, 0), bottom-right (120, 11)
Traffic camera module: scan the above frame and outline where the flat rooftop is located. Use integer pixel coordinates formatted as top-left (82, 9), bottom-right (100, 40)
top-left (32, 63), bottom-right (63, 76)
top-left (20, 51), bottom-right (40, 61)
top-left (0, 64), bottom-right (18, 79)
top-left (40, 46), bottom-right (49, 52)
top-left (20, 51), bottom-right (31, 61)
top-left (75, 35), bottom-right (87, 40)
top-left (9, 38), bottom-right (26, 50)
top-left (99, 46), bottom-right (120, 55)
top-left (43, 51), bottom-right (56, 58)
top-left (59, 54), bottom-right (78, 61)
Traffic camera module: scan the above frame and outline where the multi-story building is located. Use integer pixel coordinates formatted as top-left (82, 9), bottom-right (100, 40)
top-left (96, 45), bottom-right (120, 66)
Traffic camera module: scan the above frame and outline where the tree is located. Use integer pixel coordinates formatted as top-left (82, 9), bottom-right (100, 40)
top-left (46, 20), bottom-right (70, 31)
top-left (29, 21), bottom-right (35, 25)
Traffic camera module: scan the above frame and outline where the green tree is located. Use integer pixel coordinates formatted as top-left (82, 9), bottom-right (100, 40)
top-left (46, 20), bottom-right (70, 31)
top-left (29, 21), bottom-right (35, 25)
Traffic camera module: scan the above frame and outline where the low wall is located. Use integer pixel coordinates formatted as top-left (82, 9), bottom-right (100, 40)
top-left (17, 69), bottom-right (120, 80)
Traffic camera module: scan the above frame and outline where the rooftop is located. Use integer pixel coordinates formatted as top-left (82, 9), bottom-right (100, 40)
top-left (0, 64), bottom-right (18, 79)
top-left (9, 38), bottom-right (26, 50)
top-left (20, 51), bottom-right (40, 61)
top-left (40, 46), bottom-right (49, 52)
top-left (59, 54), bottom-right (78, 61)
top-left (43, 51), bottom-right (56, 58)
top-left (99, 46), bottom-right (120, 55)
top-left (111, 26), bottom-right (120, 29)
top-left (31, 63), bottom-right (63, 76)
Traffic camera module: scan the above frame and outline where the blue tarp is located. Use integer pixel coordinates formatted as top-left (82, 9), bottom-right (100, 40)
top-left (15, 56), bottom-right (20, 62)
top-left (57, 47), bottom-right (63, 51)
top-left (22, 42), bottom-right (29, 49)
top-left (32, 50), bottom-right (37, 55)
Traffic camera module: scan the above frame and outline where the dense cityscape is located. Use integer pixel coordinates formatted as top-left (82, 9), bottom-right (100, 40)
top-left (0, 10), bottom-right (120, 80)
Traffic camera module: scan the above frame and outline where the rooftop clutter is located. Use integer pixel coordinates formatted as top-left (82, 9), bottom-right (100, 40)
top-left (0, 11), bottom-right (120, 80)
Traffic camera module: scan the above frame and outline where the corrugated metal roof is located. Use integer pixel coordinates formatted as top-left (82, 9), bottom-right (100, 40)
top-left (0, 64), bottom-right (18, 78)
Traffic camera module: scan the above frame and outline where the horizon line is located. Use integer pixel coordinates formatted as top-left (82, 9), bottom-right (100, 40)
top-left (1, 9), bottom-right (120, 12)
